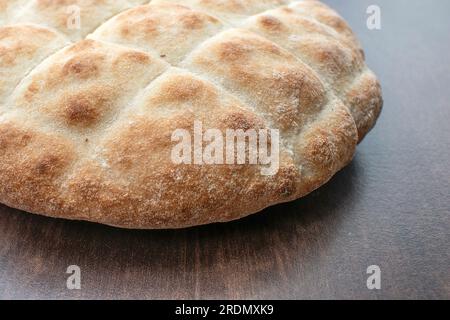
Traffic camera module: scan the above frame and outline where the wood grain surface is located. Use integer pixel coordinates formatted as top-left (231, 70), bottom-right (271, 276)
top-left (0, 0), bottom-right (449, 300)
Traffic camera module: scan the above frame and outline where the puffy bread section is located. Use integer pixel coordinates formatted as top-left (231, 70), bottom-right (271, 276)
top-left (89, 3), bottom-right (225, 65)
top-left (240, 6), bottom-right (364, 89)
top-left (0, 0), bottom-right (29, 25)
top-left (64, 68), bottom-right (301, 228)
top-left (294, 99), bottom-right (358, 194)
top-left (0, 24), bottom-right (69, 104)
top-left (13, 0), bottom-right (148, 41)
top-left (344, 70), bottom-right (383, 141)
top-left (0, 121), bottom-right (76, 215)
top-left (133, 67), bottom-right (263, 117)
top-left (290, 0), bottom-right (362, 51)
top-left (9, 39), bottom-right (169, 131)
top-left (181, 29), bottom-right (327, 132)
top-left (238, 2), bottom-right (381, 142)
top-left (153, 0), bottom-right (290, 23)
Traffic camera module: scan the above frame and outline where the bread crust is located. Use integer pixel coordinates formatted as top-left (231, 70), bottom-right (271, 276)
top-left (0, 0), bottom-right (382, 229)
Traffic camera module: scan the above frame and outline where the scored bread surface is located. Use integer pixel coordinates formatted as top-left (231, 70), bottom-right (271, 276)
top-left (0, 0), bottom-right (382, 229)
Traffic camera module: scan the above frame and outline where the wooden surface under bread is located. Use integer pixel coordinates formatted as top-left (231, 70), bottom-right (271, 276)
top-left (0, 0), bottom-right (449, 299)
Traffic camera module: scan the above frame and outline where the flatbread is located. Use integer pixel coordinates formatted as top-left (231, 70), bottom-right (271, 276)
top-left (0, 0), bottom-right (382, 228)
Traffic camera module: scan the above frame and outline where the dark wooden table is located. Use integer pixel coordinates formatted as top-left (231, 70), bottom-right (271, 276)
top-left (0, 0), bottom-right (449, 300)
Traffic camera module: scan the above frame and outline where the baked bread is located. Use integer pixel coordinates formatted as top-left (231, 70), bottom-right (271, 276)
top-left (0, 0), bottom-right (382, 229)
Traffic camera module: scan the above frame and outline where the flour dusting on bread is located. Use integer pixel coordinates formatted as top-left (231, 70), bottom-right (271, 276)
top-left (0, 0), bottom-right (382, 229)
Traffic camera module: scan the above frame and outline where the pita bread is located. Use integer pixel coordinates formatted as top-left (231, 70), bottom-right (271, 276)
top-left (0, 0), bottom-right (382, 229)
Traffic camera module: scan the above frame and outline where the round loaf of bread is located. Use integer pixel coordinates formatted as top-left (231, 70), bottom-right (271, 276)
top-left (0, 0), bottom-right (382, 229)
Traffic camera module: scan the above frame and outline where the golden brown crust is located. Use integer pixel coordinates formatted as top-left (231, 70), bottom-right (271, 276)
top-left (0, 24), bottom-right (68, 103)
top-left (0, 0), bottom-right (382, 229)
top-left (344, 70), bottom-right (383, 141)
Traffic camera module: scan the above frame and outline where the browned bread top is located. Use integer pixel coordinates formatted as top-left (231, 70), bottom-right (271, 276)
top-left (0, 0), bottom-right (382, 229)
